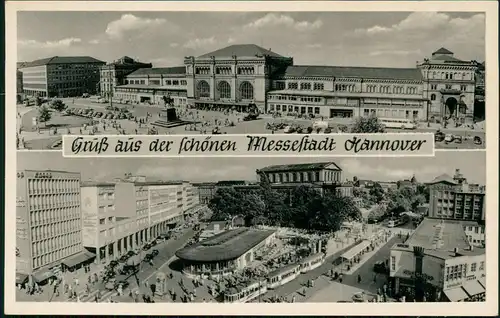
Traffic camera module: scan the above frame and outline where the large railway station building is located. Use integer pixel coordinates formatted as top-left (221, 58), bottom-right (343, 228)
top-left (108, 44), bottom-right (479, 123)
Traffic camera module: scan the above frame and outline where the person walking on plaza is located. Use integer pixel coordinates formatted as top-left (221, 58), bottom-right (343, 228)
top-left (357, 274), bottom-right (362, 284)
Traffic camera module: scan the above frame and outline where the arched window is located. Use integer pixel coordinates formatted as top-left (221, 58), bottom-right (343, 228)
top-left (240, 81), bottom-right (254, 100)
top-left (431, 94), bottom-right (436, 101)
top-left (197, 81), bottom-right (210, 98)
top-left (218, 81), bottom-right (231, 99)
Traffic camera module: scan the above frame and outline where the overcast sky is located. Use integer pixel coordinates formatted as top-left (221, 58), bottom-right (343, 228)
top-left (17, 11), bottom-right (485, 67)
top-left (17, 151), bottom-right (486, 185)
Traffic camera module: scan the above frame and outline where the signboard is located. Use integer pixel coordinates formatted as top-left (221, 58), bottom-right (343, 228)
top-left (16, 197), bottom-right (26, 207)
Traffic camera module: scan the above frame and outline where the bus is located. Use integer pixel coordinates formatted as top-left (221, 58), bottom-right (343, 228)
top-left (379, 118), bottom-right (417, 130)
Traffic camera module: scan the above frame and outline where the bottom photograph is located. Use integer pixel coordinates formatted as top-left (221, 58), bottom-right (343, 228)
top-left (15, 151), bottom-right (486, 304)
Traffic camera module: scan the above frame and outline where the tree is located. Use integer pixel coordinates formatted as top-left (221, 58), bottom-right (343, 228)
top-left (367, 205), bottom-right (386, 223)
top-left (50, 99), bottom-right (67, 112)
top-left (369, 182), bottom-right (385, 204)
top-left (38, 106), bottom-right (52, 126)
top-left (416, 184), bottom-right (430, 202)
top-left (350, 116), bottom-right (385, 133)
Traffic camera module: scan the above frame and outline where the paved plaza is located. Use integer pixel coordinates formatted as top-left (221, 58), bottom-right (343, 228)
top-left (16, 98), bottom-right (485, 150)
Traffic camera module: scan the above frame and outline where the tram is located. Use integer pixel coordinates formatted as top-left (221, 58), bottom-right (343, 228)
top-left (267, 263), bottom-right (301, 289)
top-left (299, 252), bottom-right (326, 274)
top-left (223, 279), bottom-right (268, 303)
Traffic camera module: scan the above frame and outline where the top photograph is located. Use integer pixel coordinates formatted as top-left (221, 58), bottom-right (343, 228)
top-left (15, 11), bottom-right (486, 150)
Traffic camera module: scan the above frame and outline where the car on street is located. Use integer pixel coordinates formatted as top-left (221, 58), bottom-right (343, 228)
top-left (127, 250), bottom-right (136, 257)
top-left (143, 243), bottom-right (151, 251)
top-left (434, 131), bottom-right (445, 142)
top-left (115, 280), bottom-right (130, 290)
top-left (283, 125), bottom-right (295, 133)
top-left (444, 134), bottom-right (454, 143)
top-left (474, 136), bottom-right (482, 145)
top-left (119, 254), bottom-right (129, 262)
top-left (373, 260), bottom-right (388, 274)
top-left (352, 292), bottom-right (366, 302)
top-left (144, 254), bottom-right (154, 262)
top-left (453, 135), bottom-right (463, 143)
top-left (152, 249), bottom-right (159, 257)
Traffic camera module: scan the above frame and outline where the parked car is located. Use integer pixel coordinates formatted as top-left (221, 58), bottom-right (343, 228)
top-left (454, 135), bottom-right (463, 143)
top-left (119, 254), bottom-right (129, 262)
top-left (152, 249), bottom-right (159, 257)
top-left (144, 254), bottom-right (154, 262)
top-left (434, 131), bottom-right (445, 142)
top-left (444, 134), bottom-right (454, 143)
top-left (473, 136), bottom-right (482, 145)
top-left (143, 243), bottom-right (152, 251)
top-left (283, 125), bottom-right (295, 134)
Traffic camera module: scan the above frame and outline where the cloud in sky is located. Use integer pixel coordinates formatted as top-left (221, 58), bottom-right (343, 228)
top-left (105, 14), bottom-right (168, 40)
top-left (18, 37), bottom-right (82, 49)
top-left (17, 12), bottom-right (485, 67)
top-left (243, 13), bottom-right (323, 31)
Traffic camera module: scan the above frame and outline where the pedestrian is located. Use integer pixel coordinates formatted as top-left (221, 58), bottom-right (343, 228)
top-left (357, 274), bottom-right (362, 284)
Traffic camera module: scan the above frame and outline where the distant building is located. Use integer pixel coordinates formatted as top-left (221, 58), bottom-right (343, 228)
top-left (192, 182), bottom-right (217, 204)
top-left (16, 170), bottom-right (93, 283)
top-left (378, 181), bottom-right (398, 192)
top-left (115, 66), bottom-right (188, 106)
top-left (20, 56), bottom-right (105, 97)
top-left (99, 56), bottom-right (152, 99)
top-left (390, 218), bottom-right (485, 302)
top-left (426, 170), bottom-right (485, 222)
top-left (257, 162), bottom-right (343, 185)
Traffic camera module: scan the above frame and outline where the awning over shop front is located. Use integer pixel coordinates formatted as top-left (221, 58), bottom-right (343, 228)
top-left (15, 272), bottom-right (29, 284)
top-left (444, 287), bottom-right (469, 302)
top-left (32, 268), bottom-right (56, 283)
top-left (61, 251), bottom-right (96, 268)
top-left (341, 240), bottom-right (371, 260)
top-left (462, 280), bottom-right (485, 297)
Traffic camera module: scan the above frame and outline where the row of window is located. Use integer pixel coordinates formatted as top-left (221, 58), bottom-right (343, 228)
top-left (32, 221), bottom-right (80, 242)
top-left (363, 109), bottom-right (420, 119)
top-left (270, 104), bottom-right (321, 115)
top-left (266, 170), bottom-right (340, 184)
top-left (32, 243), bottom-right (80, 270)
top-left (32, 233), bottom-right (80, 257)
top-left (28, 179), bottom-right (80, 193)
top-left (29, 195), bottom-right (80, 211)
top-left (99, 216), bottom-right (115, 225)
top-left (29, 207), bottom-right (79, 226)
top-left (196, 66), bottom-right (256, 75)
top-left (427, 71), bottom-right (472, 81)
top-left (196, 80), bottom-right (254, 100)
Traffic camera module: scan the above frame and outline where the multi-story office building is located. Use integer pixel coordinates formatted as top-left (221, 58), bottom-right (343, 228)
top-left (390, 218), bottom-right (485, 302)
top-left (16, 170), bottom-right (91, 282)
top-left (114, 67), bottom-right (188, 106)
top-left (81, 180), bottom-right (199, 263)
top-left (20, 56), bottom-right (105, 97)
top-left (427, 170), bottom-right (485, 222)
top-left (110, 44), bottom-right (479, 123)
top-left (99, 56), bottom-right (152, 99)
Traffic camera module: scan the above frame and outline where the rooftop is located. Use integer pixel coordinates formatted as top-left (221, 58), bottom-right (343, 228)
top-left (258, 162), bottom-right (342, 173)
top-left (127, 66), bottom-right (186, 77)
top-left (284, 65), bottom-right (423, 81)
top-left (432, 47), bottom-right (454, 55)
top-left (197, 44), bottom-right (286, 59)
top-left (427, 174), bottom-right (457, 185)
top-left (81, 181), bottom-right (116, 187)
top-left (395, 218), bottom-right (485, 259)
top-left (25, 56), bottom-right (105, 68)
top-left (175, 227), bottom-right (275, 262)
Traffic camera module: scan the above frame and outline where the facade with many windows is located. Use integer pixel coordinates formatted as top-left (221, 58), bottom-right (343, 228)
top-left (99, 56), bottom-right (152, 99)
top-left (390, 218), bottom-right (485, 302)
top-left (417, 48), bottom-right (478, 123)
top-left (108, 45), bottom-right (479, 122)
top-left (16, 170), bottom-right (87, 280)
top-left (114, 67), bottom-right (188, 106)
top-left (427, 170), bottom-right (485, 222)
top-left (20, 56), bottom-right (105, 97)
top-left (81, 180), bottom-right (199, 264)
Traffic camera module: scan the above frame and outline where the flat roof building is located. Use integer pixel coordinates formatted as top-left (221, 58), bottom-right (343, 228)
top-left (389, 218), bottom-right (485, 302)
top-left (20, 56), bottom-right (105, 98)
top-left (16, 170), bottom-right (94, 283)
top-left (175, 227), bottom-right (276, 278)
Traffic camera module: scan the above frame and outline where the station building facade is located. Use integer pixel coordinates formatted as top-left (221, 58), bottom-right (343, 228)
top-left (110, 44), bottom-right (479, 122)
